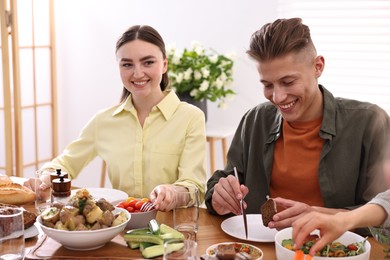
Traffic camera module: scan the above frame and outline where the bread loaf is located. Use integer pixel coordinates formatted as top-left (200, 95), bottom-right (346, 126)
top-left (0, 183), bottom-right (36, 205)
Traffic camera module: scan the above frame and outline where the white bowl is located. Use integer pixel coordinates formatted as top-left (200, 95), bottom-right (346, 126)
top-left (127, 208), bottom-right (158, 230)
top-left (36, 207), bottom-right (130, 251)
top-left (275, 227), bottom-right (371, 260)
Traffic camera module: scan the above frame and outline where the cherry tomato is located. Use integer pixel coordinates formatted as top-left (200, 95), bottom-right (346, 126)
top-left (128, 199), bottom-right (138, 208)
top-left (135, 201), bottom-right (144, 210)
top-left (347, 244), bottom-right (358, 251)
top-left (141, 198), bottom-right (150, 203)
top-left (116, 202), bottom-right (126, 208)
top-left (126, 196), bottom-right (135, 203)
top-left (126, 206), bottom-right (135, 213)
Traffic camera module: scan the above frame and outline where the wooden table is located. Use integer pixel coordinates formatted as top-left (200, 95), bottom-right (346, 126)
top-left (21, 205), bottom-right (386, 259)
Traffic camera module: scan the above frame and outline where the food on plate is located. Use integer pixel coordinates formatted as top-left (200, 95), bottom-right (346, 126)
top-left (124, 220), bottom-right (185, 258)
top-left (260, 196), bottom-right (277, 227)
top-left (0, 203), bottom-right (37, 229)
top-left (0, 179), bottom-right (36, 205)
top-left (282, 234), bottom-right (367, 257)
top-left (207, 243), bottom-right (263, 260)
top-left (116, 197), bottom-right (155, 213)
top-left (39, 188), bottom-right (127, 231)
top-left (216, 243), bottom-right (236, 260)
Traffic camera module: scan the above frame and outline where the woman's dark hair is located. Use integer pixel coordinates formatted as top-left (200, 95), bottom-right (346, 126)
top-left (116, 25), bottom-right (169, 102)
top-left (247, 18), bottom-right (316, 62)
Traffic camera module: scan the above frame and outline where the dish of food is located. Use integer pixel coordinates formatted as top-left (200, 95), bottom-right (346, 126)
top-left (275, 227), bottom-right (371, 260)
top-left (221, 214), bottom-right (278, 242)
top-left (36, 189), bottom-right (131, 251)
top-left (206, 242), bottom-right (263, 260)
top-left (282, 235), bottom-right (367, 257)
top-left (71, 188), bottom-right (128, 203)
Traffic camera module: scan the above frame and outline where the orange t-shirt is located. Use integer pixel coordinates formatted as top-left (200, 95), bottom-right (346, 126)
top-left (270, 117), bottom-right (324, 207)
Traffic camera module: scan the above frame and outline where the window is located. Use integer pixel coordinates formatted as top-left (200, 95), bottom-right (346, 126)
top-left (277, 0), bottom-right (390, 114)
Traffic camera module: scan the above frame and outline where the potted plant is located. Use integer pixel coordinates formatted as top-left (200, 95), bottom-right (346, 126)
top-left (166, 41), bottom-right (236, 116)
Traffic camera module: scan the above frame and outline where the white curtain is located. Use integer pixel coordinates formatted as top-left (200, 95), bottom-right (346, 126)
top-left (277, 0), bottom-right (390, 114)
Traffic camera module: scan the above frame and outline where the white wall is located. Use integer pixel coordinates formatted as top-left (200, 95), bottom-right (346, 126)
top-left (53, 0), bottom-right (277, 188)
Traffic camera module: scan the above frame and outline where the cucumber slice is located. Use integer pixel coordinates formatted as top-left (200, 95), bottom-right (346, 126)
top-left (160, 224), bottom-right (185, 240)
top-left (127, 242), bottom-right (140, 249)
top-left (124, 232), bottom-right (164, 245)
top-left (142, 242), bottom-right (184, 259)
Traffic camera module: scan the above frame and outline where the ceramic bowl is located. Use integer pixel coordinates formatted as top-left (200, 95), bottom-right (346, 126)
top-left (126, 208), bottom-right (158, 230)
top-left (36, 207), bottom-right (130, 251)
top-left (274, 227), bottom-right (371, 260)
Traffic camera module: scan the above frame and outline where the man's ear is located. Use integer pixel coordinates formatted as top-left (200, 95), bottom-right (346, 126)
top-left (314, 55), bottom-right (325, 78)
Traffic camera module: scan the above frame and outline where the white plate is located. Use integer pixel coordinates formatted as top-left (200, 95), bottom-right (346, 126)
top-left (221, 214), bottom-right (278, 242)
top-left (25, 223), bottom-right (39, 239)
top-left (206, 242), bottom-right (263, 260)
top-left (71, 188), bottom-right (128, 203)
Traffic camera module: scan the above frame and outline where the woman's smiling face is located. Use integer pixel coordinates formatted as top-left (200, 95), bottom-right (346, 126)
top-left (116, 39), bottom-right (167, 99)
top-left (258, 52), bottom-right (325, 123)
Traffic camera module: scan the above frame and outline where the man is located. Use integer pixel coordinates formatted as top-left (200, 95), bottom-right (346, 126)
top-left (205, 18), bottom-right (390, 231)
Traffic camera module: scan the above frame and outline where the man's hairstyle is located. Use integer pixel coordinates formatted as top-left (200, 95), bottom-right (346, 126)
top-left (247, 18), bottom-right (316, 62)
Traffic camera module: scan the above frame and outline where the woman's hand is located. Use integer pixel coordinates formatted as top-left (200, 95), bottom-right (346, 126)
top-left (211, 175), bottom-right (248, 215)
top-left (292, 211), bottom-right (347, 256)
top-left (150, 185), bottom-right (189, 212)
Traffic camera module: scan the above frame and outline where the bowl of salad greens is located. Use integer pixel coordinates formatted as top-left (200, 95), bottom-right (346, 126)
top-left (275, 227), bottom-right (370, 259)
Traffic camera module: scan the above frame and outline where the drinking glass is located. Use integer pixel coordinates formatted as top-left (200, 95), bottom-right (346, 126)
top-left (173, 187), bottom-right (199, 241)
top-left (0, 207), bottom-right (25, 260)
top-left (369, 226), bottom-right (390, 259)
top-left (35, 169), bottom-right (53, 213)
top-left (163, 239), bottom-right (197, 260)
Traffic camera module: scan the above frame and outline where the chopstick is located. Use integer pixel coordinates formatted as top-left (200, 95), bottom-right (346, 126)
top-left (233, 167), bottom-right (239, 181)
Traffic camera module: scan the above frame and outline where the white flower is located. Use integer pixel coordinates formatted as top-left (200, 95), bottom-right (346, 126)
top-left (220, 72), bottom-right (228, 82)
top-left (201, 67), bottom-right (210, 78)
top-left (191, 41), bottom-right (202, 49)
top-left (209, 55), bottom-right (218, 63)
top-left (218, 101), bottom-right (228, 110)
top-left (172, 50), bottom-right (182, 65)
top-left (175, 73), bottom-right (184, 84)
top-left (215, 78), bottom-right (224, 89)
top-left (199, 81), bottom-right (209, 91)
top-left (190, 89), bottom-right (198, 97)
top-left (184, 68), bottom-right (193, 80)
top-left (194, 70), bottom-right (202, 80)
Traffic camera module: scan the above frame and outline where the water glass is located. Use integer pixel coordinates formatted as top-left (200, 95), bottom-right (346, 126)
top-left (173, 187), bottom-right (199, 241)
top-left (35, 169), bottom-right (53, 213)
top-left (0, 207), bottom-right (25, 260)
top-left (163, 239), bottom-right (197, 260)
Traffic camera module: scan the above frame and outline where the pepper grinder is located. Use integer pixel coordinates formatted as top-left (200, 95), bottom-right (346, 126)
top-left (50, 168), bottom-right (69, 183)
top-left (51, 175), bottom-right (71, 205)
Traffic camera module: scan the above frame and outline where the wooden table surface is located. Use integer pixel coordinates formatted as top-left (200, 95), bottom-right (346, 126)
top-left (20, 203), bottom-right (386, 259)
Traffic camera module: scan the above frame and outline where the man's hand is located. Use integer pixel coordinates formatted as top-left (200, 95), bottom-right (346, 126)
top-left (268, 197), bottom-right (313, 230)
top-left (211, 175), bottom-right (248, 215)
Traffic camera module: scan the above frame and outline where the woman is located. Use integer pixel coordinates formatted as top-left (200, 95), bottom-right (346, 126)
top-left (26, 25), bottom-right (206, 211)
top-left (292, 140), bottom-right (390, 256)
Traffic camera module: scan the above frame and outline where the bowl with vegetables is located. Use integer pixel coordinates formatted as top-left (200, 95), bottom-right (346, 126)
top-left (115, 197), bottom-right (157, 229)
top-left (36, 189), bottom-right (131, 251)
top-left (274, 227), bottom-right (370, 259)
